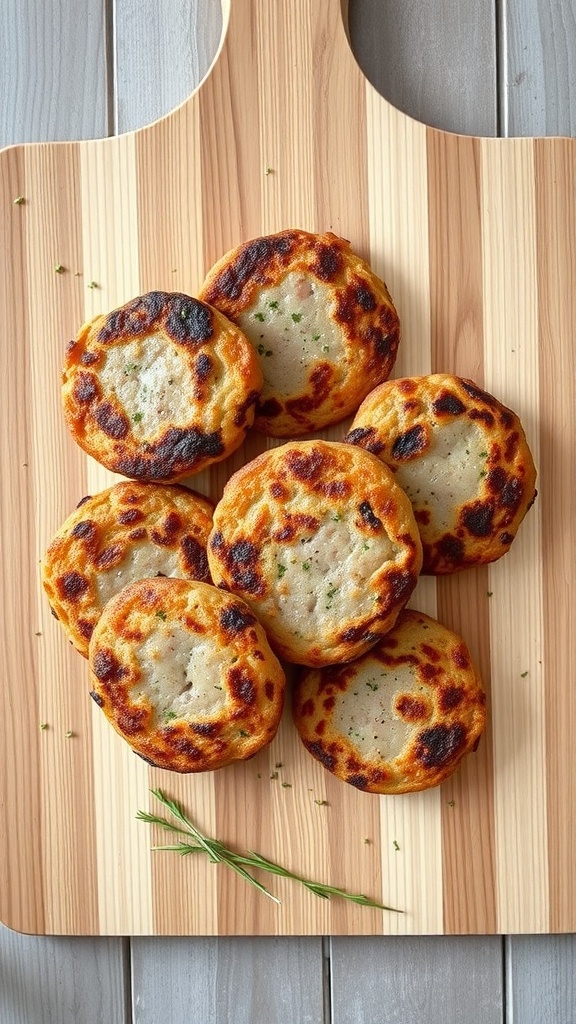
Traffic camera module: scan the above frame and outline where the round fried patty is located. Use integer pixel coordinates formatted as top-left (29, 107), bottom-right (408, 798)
top-left (62, 291), bottom-right (263, 481)
top-left (293, 609), bottom-right (486, 794)
top-left (199, 229), bottom-right (400, 436)
top-left (88, 578), bottom-right (285, 772)
top-left (42, 481), bottom-right (214, 657)
top-left (346, 374), bottom-right (537, 573)
top-left (207, 440), bottom-right (423, 666)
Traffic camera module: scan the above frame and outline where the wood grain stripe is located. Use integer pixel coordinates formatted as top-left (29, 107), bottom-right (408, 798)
top-left (24, 143), bottom-right (99, 933)
top-left (535, 138), bottom-right (576, 933)
top-left (481, 138), bottom-right (547, 933)
top-left (0, 147), bottom-right (46, 934)
top-left (427, 128), bottom-right (497, 933)
top-left (79, 135), bottom-right (154, 934)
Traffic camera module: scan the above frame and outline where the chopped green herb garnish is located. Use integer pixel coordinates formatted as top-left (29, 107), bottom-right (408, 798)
top-left (165, 711), bottom-right (178, 721)
top-left (54, 263), bottom-right (65, 274)
top-left (239, 729), bottom-right (250, 737)
top-left (322, 345), bottom-right (330, 353)
top-left (132, 412), bottom-right (143, 423)
top-left (155, 610), bottom-right (167, 620)
top-left (291, 312), bottom-right (302, 323)
top-left (392, 840), bottom-right (400, 851)
top-left (277, 564), bottom-right (287, 579)
top-left (270, 771), bottom-right (279, 781)
top-left (520, 670), bottom-right (528, 678)
top-left (313, 334), bottom-right (321, 341)
top-left (281, 782), bottom-right (292, 788)
top-left (302, 560), bottom-right (311, 571)
top-left (331, 513), bottom-right (342, 522)
top-left (124, 362), bottom-right (140, 374)
top-left (314, 799), bottom-right (329, 806)
top-left (13, 195), bottom-right (25, 205)
top-left (87, 280), bottom-right (98, 289)
top-left (268, 300), bottom-right (279, 309)
top-left (253, 311), bottom-right (265, 322)
top-left (479, 450), bottom-right (488, 458)
top-left (39, 722), bottom-right (48, 731)
top-left (366, 681), bottom-right (379, 692)
top-left (65, 730), bottom-right (74, 739)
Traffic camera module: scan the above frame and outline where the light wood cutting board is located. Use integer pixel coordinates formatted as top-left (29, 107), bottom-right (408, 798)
top-left (1, 0), bottom-right (574, 936)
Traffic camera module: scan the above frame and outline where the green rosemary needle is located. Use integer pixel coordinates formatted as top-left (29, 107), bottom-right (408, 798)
top-left (137, 789), bottom-right (400, 912)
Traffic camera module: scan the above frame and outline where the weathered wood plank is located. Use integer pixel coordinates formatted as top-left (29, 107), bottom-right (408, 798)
top-left (347, 0), bottom-right (497, 136)
top-left (0, 925), bottom-right (129, 1024)
top-left (501, 0), bottom-right (576, 136)
top-left (130, 937), bottom-right (325, 1023)
top-left (330, 937), bottom-right (504, 1023)
top-left (0, 0), bottom-right (109, 146)
top-left (506, 935), bottom-right (576, 1023)
top-left (114, 0), bottom-right (222, 133)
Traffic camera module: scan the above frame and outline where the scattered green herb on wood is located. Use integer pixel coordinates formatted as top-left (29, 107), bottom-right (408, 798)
top-left (138, 789), bottom-right (399, 910)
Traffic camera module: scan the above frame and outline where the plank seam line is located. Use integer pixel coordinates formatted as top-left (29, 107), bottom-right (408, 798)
top-left (322, 936), bottom-right (332, 1024)
top-left (124, 937), bottom-right (134, 1024)
top-left (105, 0), bottom-right (117, 136)
top-left (495, 0), bottom-right (507, 137)
top-left (503, 934), bottom-right (511, 1024)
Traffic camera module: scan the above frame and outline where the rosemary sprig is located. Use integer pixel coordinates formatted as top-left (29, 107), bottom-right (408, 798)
top-left (137, 789), bottom-right (400, 912)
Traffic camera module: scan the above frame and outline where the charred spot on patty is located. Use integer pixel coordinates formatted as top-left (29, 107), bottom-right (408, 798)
top-left (151, 511), bottom-right (183, 546)
top-left (354, 280), bottom-right (377, 310)
top-left (358, 500), bottom-right (382, 530)
top-left (89, 689), bottom-right (104, 707)
top-left (94, 544), bottom-right (123, 569)
top-left (92, 648), bottom-right (126, 683)
top-left (116, 427), bottom-right (225, 480)
top-left (228, 666), bottom-right (256, 704)
top-left (391, 424), bottom-right (427, 461)
top-left (94, 402), bottom-right (129, 439)
top-left (285, 364), bottom-right (333, 417)
top-left (233, 388), bottom-right (260, 428)
top-left (264, 680), bottom-right (275, 700)
top-left (180, 535), bottom-right (210, 580)
top-left (432, 390), bottom-right (466, 416)
top-left (347, 774), bottom-right (369, 789)
top-left (73, 372), bottom-right (98, 404)
top-left (439, 685), bottom-right (465, 711)
top-left (415, 723), bottom-right (467, 768)
top-left (436, 533), bottom-right (465, 565)
top-left (98, 291), bottom-right (167, 343)
top-left (166, 295), bottom-right (214, 344)
top-left (344, 425), bottom-right (385, 455)
top-left (57, 570), bottom-right (89, 602)
top-left (311, 242), bottom-right (343, 281)
top-left (195, 352), bottom-right (212, 382)
top-left (212, 535), bottom-right (265, 596)
top-left (257, 396), bottom-right (283, 419)
top-left (71, 519), bottom-right (97, 541)
top-left (395, 695), bottom-right (428, 720)
top-left (304, 739), bottom-right (337, 771)
top-left (461, 500), bottom-right (495, 537)
top-left (80, 351), bottom-right (99, 366)
top-left (383, 568), bottom-right (417, 607)
top-left (469, 407), bottom-right (495, 428)
top-left (117, 508), bottom-right (145, 525)
top-left (219, 603), bottom-right (257, 635)
top-left (460, 380), bottom-right (498, 407)
top-left (452, 645), bottom-right (470, 669)
top-left (285, 446), bottom-right (329, 482)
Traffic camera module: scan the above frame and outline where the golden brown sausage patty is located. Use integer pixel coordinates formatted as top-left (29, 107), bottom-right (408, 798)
top-left (62, 291), bottom-right (263, 481)
top-left (207, 440), bottom-right (422, 666)
top-left (346, 374), bottom-right (537, 573)
top-left (199, 230), bottom-right (400, 436)
top-left (42, 481), bottom-right (214, 657)
top-left (88, 578), bottom-right (285, 772)
top-left (293, 609), bottom-right (486, 794)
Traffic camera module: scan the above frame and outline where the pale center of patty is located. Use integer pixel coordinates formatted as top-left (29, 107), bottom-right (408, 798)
top-left (270, 516), bottom-right (399, 641)
top-left (333, 658), bottom-right (424, 762)
top-left (136, 628), bottom-right (231, 722)
top-left (95, 543), bottom-right (183, 609)
top-left (393, 419), bottom-right (487, 533)
top-left (235, 272), bottom-right (345, 399)
top-left (99, 336), bottom-right (197, 437)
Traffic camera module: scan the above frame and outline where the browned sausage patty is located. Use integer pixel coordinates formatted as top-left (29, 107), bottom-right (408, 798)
top-left (88, 578), bottom-right (285, 772)
top-left (346, 374), bottom-right (537, 573)
top-left (62, 291), bottom-right (263, 481)
top-left (199, 229), bottom-right (400, 436)
top-left (293, 609), bottom-right (486, 794)
top-left (207, 440), bottom-right (423, 666)
top-left (42, 481), bottom-right (214, 657)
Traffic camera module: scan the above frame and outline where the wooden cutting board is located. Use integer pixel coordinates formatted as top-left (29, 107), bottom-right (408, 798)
top-left (1, 0), bottom-right (574, 937)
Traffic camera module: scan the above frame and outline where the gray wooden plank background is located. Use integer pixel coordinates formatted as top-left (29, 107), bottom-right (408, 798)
top-left (1, 1), bottom-right (575, 1021)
